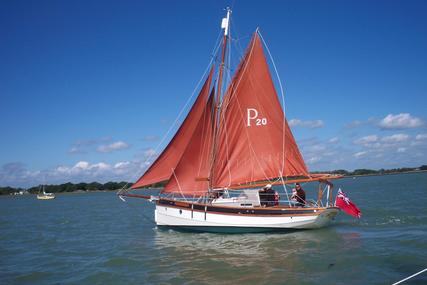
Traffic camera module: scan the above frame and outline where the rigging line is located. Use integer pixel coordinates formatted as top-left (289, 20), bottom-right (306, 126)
top-left (243, 57), bottom-right (280, 180)
top-left (219, 19), bottom-right (250, 113)
top-left (392, 268), bottom-right (427, 285)
top-left (210, 9), bottom-right (232, 189)
top-left (281, 176), bottom-right (291, 207)
top-left (214, 16), bottom-right (234, 187)
top-left (225, 22), bottom-right (232, 98)
top-left (228, 17), bottom-right (248, 58)
top-left (211, 29), bottom-right (224, 57)
top-left (230, 38), bottom-right (274, 183)
top-left (172, 168), bottom-right (186, 201)
top-left (258, 31), bottom-right (287, 177)
top-left (197, 97), bottom-right (211, 176)
top-left (133, 35), bottom-right (223, 185)
top-left (219, 33), bottom-right (259, 187)
top-left (122, 196), bottom-right (156, 224)
top-left (226, 31), bottom-right (277, 185)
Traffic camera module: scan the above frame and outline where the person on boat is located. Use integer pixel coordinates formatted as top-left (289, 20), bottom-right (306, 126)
top-left (274, 190), bottom-right (280, 206)
top-left (259, 184), bottom-right (275, 207)
top-left (291, 183), bottom-right (306, 207)
top-left (291, 188), bottom-right (298, 203)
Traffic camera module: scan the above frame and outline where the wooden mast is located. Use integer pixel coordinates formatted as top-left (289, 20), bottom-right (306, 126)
top-left (209, 7), bottom-right (231, 191)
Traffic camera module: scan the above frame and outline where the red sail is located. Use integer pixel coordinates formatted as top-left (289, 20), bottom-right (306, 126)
top-left (213, 32), bottom-right (308, 188)
top-left (131, 67), bottom-right (214, 189)
top-left (162, 91), bottom-right (214, 195)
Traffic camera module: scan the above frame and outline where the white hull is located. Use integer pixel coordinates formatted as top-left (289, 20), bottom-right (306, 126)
top-left (37, 194), bottom-right (55, 200)
top-left (155, 204), bottom-right (338, 231)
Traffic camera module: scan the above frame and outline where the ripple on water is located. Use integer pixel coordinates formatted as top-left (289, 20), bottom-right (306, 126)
top-left (1, 175), bottom-right (427, 285)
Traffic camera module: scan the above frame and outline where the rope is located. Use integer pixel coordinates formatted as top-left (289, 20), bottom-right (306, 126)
top-left (172, 168), bottom-right (186, 201)
top-left (120, 196), bottom-right (156, 225)
top-left (141, 35), bottom-right (222, 170)
top-left (225, 30), bottom-right (274, 185)
top-left (118, 31), bottom-right (223, 201)
top-left (392, 268), bottom-right (427, 285)
top-left (280, 176), bottom-right (291, 207)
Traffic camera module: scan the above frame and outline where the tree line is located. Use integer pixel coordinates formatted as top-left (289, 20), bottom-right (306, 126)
top-left (1, 165), bottom-right (426, 195)
top-left (313, 165), bottom-right (427, 176)
top-left (0, 181), bottom-right (129, 196)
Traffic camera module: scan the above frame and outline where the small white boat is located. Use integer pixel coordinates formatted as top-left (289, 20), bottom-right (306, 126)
top-left (37, 185), bottom-right (55, 200)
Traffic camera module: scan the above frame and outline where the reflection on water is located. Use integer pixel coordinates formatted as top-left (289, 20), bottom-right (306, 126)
top-left (151, 227), bottom-right (362, 284)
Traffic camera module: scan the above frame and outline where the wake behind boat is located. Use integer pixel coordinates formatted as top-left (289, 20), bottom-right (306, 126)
top-left (119, 8), bottom-right (346, 232)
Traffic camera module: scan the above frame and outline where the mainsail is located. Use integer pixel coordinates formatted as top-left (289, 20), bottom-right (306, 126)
top-left (212, 32), bottom-right (308, 188)
top-left (131, 67), bottom-right (214, 189)
top-left (162, 91), bottom-right (215, 195)
top-left (132, 31), bottom-right (309, 193)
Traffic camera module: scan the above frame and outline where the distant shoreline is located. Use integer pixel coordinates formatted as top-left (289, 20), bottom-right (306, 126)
top-left (1, 167), bottom-right (426, 195)
top-left (340, 169), bottom-right (427, 178)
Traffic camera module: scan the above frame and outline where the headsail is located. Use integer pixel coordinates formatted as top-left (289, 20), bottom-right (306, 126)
top-left (131, 67), bottom-right (214, 189)
top-left (162, 90), bottom-right (215, 195)
top-left (212, 32), bottom-right (309, 188)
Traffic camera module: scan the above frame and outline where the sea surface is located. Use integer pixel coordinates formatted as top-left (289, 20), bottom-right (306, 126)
top-left (1, 172), bottom-right (426, 285)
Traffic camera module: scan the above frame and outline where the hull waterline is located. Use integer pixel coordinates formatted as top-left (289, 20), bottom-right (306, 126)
top-left (37, 195), bottom-right (55, 200)
top-left (154, 199), bottom-right (339, 233)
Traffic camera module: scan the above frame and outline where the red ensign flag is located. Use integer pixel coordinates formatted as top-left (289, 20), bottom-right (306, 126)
top-left (335, 189), bottom-right (362, 218)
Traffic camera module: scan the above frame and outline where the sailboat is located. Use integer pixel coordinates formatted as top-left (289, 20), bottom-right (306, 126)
top-left (37, 185), bottom-right (55, 200)
top-left (119, 8), bottom-right (342, 232)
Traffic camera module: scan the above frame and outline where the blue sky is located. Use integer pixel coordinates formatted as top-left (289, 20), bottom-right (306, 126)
top-left (1, 0), bottom-right (426, 187)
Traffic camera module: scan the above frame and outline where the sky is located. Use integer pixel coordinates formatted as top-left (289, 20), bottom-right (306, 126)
top-left (1, 0), bottom-right (426, 187)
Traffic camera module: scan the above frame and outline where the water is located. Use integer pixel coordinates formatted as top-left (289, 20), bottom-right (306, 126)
top-left (1, 173), bottom-right (426, 284)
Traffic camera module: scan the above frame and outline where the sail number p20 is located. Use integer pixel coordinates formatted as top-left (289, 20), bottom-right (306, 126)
top-left (247, 108), bottom-right (267, 127)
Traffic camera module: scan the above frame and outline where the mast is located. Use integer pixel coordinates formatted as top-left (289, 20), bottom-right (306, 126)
top-left (209, 7), bottom-right (231, 190)
top-left (216, 7), bottom-right (231, 105)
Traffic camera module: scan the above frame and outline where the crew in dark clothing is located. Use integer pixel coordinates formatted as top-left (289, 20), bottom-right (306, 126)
top-left (259, 184), bottom-right (274, 207)
top-left (292, 183), bottom-right (306, 207)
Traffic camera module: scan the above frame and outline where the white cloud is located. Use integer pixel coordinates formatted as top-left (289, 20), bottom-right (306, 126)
top-left (307, 156), bottom-right (321, 164)
top-left (143, 148), bottom-right (156, 157)
top-left (0, 159), bottom-right (147, 187)
top-left (397, 148), bottom-right (406, 153)
top-left (345, 117), bottom-right (376, 129)
top-left (68, 137), bottom-right (118, 155)
top-left (68, 146), bottom-right (85, 154)
top-left (289, 119), bottom-right (324, 129)
top-left (97, 141), bottom-right (130, 153)
top-left (381, 134), bottom-right (409, 143)
top-left (354, 133), bottom-right (412, 154)
top-left (54, 161), bottom-right (113, 176)
top-left (305, 144), bottom-right (327, 152)
top-left (74, 161), bottom-right (90, 170)
top-left (114, 161), bottom-right (131, 169)
top-left (416, 133), bottom-right (427, 140)
top-left (354, 151), bottom-right (367, 158)
top-left (91, 162), bottom-right (111, 170)
top-left (329, 137), bottom-right (339, 143)
top-left (379, 113), bottom-right (424, 130)
top-left (346, 120), bottom-right (363, 129)
top-left (355, 135), bottom-right (378, 145)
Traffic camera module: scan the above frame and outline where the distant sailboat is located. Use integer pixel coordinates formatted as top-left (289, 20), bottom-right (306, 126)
top-left (119, 8), bottom-right (342, 232)
top-left (37, 185), bottom-right (55, 200)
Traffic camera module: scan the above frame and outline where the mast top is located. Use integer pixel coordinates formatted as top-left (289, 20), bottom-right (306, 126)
top-left (221, 7), bottom-right (231, 36)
